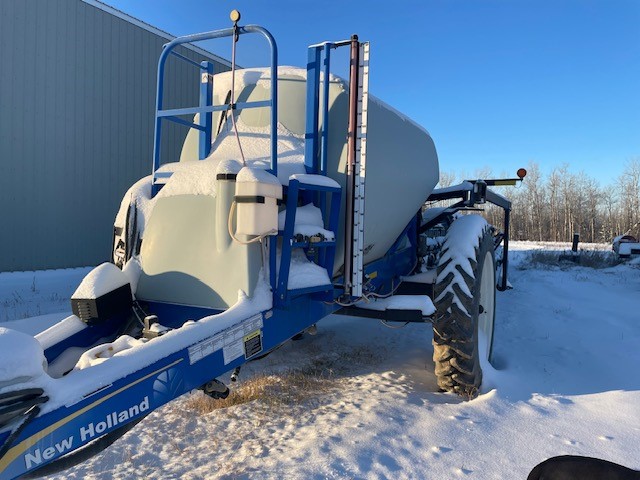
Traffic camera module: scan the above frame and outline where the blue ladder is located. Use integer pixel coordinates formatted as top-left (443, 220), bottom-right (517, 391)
top-left (274, 177), bottom-right (341, 307)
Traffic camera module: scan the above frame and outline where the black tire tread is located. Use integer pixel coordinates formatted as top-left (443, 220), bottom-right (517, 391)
top-left (432, 216), bottom-right (494, 399)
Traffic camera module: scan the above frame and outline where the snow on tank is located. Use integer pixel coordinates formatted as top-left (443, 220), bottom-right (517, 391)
top-left (178, 66), bottom-right (440, 271)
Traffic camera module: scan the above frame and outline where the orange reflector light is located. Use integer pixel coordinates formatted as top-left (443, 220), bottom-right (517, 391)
top-left (230, 10), bottom-right (241, 23)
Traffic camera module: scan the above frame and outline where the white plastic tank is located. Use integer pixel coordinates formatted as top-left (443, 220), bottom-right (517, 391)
top-left (234, 166), bottom-right (282, 236)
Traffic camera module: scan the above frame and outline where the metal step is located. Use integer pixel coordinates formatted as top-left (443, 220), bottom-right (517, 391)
top-left (334, 305), bottom-right (427, 323)
top-left (275, 177), bottom-right (342, 307)
top-left (395, 281), bottom-right (434, 298)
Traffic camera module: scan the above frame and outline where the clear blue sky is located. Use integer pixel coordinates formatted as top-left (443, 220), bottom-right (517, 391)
top-left (106, 0), bottom-right (639, 185)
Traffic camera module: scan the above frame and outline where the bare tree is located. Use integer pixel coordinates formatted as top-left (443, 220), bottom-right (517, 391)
top-left (618, 159), bottom-right (640, 236)
top-left (432, 159), bottom-right (637, 244)
top-left (436, 170), bottom-right (457, 188)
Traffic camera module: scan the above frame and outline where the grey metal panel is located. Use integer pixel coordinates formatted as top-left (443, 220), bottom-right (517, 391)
top-left (0, 0), bottom-right (229, 271)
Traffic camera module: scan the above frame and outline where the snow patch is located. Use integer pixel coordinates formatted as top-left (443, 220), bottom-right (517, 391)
top-left (280, 203), bottom-right (323, 229)
top-left (357, 295), bottom-right (436, 316)
top-left (71, 263), bottom-right (130, 299)
top-left (421, 206), bottom-right (450, 226)
top-left (74, 335), bottom-right (145, 370)
top-left (113, 174), bottom-right (155, 240)
top-left (155, 160), bottom-right (219, 198)
top-left (36, 315), bottom-right (86, 351)
top-left (617, 242), bottom-right (640, 256)
top-left (0, 327), bottom-right (47, 386)
top-left (121, 257), bottom-right (142, 295)
top-left (237, 166), bottom-right (281, 185)
top-left (289, 174), bottom-right (340, 189)
top-left (432, 181), bottom-right (474, 194)
top-left (207, 121), bottom-right (306, 185)
top-left (216, 158), bottom-right (244, 176)
top-left (288, 249), bottom-right (331, 289)
top-left (277, 203), bottom-right (335, 241)
top-left (211, 66), bottom-right (344, 95)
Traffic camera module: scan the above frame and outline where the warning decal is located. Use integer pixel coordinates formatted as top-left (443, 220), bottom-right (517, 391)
top-left (188, 313), bottom-right (263, 365)
top-left (244, 330), bottom-right (263, 359)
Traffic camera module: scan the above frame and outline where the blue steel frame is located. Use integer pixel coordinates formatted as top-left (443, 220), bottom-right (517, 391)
top-left (304, 41), bottom-right (350, 178)
top-left (198, 61), bottom-right (214, 160)
top-left (151, 25), bottom-right (279, 196)
top-left (304, 47), bottom-right (321, 174)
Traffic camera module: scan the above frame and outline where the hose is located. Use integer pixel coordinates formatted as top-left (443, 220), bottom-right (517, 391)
top-left (331, 258), bottom-right (419, 307)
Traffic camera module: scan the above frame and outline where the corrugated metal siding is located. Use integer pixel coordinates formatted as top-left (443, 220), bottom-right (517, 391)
top-left (0, 0), bottom-right (229, 271)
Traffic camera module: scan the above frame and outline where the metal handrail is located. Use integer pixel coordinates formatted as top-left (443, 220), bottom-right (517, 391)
top-left (151, 24), bottom-right (278, 195)
top-left (304, 39), bottom-right (356, 177)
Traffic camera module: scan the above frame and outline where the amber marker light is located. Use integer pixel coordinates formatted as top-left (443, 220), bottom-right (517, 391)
top-left (230, 10), bottom-right (241, 23)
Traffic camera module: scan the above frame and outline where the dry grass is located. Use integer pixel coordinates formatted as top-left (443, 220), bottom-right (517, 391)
top-left (523, 249), bottom-right (622, 269)
top-left (185, 370), bottom-right (337, 414)
top-left (185, 344), bottom-right (380, 415)
top-left (578, 250), bottom-right (624, 268)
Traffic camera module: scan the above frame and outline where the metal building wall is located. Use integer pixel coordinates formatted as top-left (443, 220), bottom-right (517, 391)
top-left (0, 0), bottom-right (229, 271)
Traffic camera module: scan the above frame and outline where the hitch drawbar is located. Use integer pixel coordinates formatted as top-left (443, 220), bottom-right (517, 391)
top-left (199, 379), bottom-right (230, 400)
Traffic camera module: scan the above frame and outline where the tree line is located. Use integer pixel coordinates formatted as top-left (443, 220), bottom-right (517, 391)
top-left (437, 159), bottom-right (640, 244)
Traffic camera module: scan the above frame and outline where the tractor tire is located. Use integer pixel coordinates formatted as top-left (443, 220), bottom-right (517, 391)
top-left (432, 215), bottom-right (496, 399)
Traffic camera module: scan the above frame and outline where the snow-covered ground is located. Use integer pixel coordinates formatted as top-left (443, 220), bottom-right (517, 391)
top-left (1, 243), bottom-right (639, 479)
top-left (0, 268), bottom-right (92, 325)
